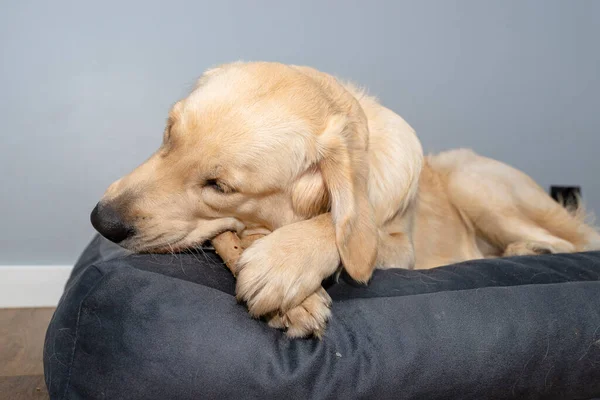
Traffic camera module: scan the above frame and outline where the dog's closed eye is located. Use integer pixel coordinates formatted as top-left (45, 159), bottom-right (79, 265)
top-left (205, 179), bottom-right (235, 194)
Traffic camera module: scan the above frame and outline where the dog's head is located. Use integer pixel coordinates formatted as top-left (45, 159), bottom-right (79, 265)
top-left (91, 62), bottom-right (377, 280)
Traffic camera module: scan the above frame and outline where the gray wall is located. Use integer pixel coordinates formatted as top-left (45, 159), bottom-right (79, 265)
top-left (1, 1), bottom-right (599, 265)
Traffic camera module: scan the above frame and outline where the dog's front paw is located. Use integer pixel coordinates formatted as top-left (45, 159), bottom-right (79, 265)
top-left (235, 222), bottom-right (339, 318)
top-left (267, 287), bottom-right (332, 338)
top-left (235, 238), bottom-right (321, 317)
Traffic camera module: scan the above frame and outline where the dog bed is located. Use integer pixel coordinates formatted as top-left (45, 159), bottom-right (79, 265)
top-left (44, 235), bottom-right (600, 399)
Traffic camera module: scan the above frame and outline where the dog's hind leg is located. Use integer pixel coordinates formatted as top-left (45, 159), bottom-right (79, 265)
top-left (429, 149), bottom-right (600, 256)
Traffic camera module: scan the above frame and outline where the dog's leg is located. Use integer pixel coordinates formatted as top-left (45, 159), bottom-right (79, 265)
top-left (467, 210), bottom-right (577, 256)
top-left (235, 213), bottom-right (340, 337)
top-left (433, 149), bottom-right (599, 255)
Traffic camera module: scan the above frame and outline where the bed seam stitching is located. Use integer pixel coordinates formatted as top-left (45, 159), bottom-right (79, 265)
top-left (60, 264), bottom-right (107, 400)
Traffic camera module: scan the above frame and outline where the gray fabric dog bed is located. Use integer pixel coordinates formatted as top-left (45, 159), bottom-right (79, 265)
top-left (44, 235), bottom-right (600, 399)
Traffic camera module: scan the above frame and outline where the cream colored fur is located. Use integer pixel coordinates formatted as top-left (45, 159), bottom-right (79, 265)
top-left (96, 61), bottom-right (600, 338)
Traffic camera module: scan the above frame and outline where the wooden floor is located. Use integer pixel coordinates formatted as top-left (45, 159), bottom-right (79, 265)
top-left (0, 308), bottom-right (54, 400)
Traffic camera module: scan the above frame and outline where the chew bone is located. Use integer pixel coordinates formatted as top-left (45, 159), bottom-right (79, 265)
top-left (211, 232), bottom-right (264, 276)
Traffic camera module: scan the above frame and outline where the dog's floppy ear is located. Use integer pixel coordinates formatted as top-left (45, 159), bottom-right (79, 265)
top-left (317, 113), bottom-right (378, 283)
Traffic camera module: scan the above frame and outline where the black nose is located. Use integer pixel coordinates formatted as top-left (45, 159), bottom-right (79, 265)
top-left (90, 202), bottom-right (135, 243)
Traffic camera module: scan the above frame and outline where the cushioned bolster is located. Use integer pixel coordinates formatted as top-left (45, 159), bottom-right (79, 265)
top-left (331, 251), bottom-right (600, 300)
top-left (67, 236), bottom-right (600, 299)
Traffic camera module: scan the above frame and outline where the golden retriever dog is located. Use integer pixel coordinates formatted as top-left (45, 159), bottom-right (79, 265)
top-left (91, 61), bottom-right (600, 338)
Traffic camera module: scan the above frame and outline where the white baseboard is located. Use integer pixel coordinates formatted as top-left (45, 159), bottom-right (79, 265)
top-left (0, 265), bottom-right (73, 308)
